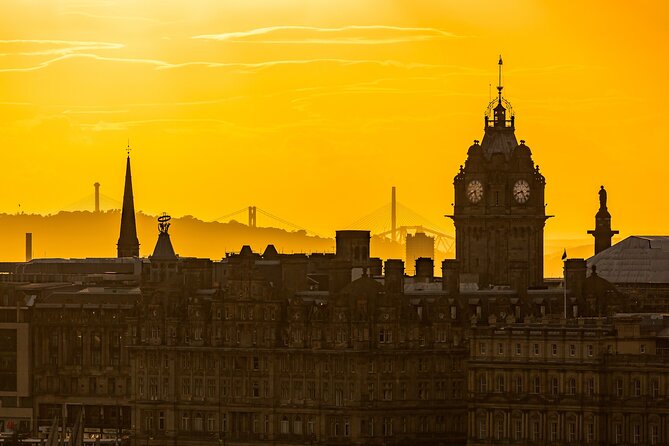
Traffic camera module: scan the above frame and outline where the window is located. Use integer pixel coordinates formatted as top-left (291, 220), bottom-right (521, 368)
top-left (586, 422), bottom-right (595, 443)
top-left (495, 375), bottom-right (505, 393)
top-left (478, 375), bottom-right (487, 393)
top-left (91, 332), bottom-right (102, 366)
top-left (568, 422), bottom-right (576, 442)
top-left (495, 419), bottom-right (504, 440)
top-left (207, 414), bottom-right (215, 432)
top-left (532, 343), bottom-right (539, 355)
top-left (551, 344), bottom-right (558, 356)
top-left (144, 411), bottom-right (154, 432)
top-left (383, 382), bottom-right (393, 401)
top-left (479, 342), bottom-right (487, 355)
top-left (418, 382), bottom-right (429, 400)
top-left (633, 379), bottom-right (641, 397)
top-left (383, 417), bottom-right (393, 437)
top-left (531, 421), bottom-right (540, 441)
top-left (149, 377), bottom-right (158, 400)
top-left (207, 379), bottom-right (216, 398)
top-left (280, 416), bottom-right (289, 434)
top-left (650, 425), bottom-right (659, 445)
top-left (586, 344), bottom-right (593, 357)
top-left (513, 419), bottom-right (521, 441)
top-left (532, 376), bottom-right (541, 394)
top-left (194, 378), bottom-right (203, 397)
top-left (515, 343), bottom-right (521, 355)
top-left (651, 379), bottom-right (660, 398)
top-left (181, 412), bottom-right (190, 431)
top-left (567, 378), bottom-right (576, 395)
top-left (514, 375), bottom-right (523, 393)
top-left (477, 418), bottom-right (487, 440)
top-left (497, 343), bottom-right (504, 355)
top-left (569, 344), bottom-right (576, 356)
top-left (615, 424), bottom-right (623, 444)
top-left (632, 424), bottom-right (641, 445)
top-left (181, 377), bottom-right (190, 396)
top-left (640, 344), bottom-right (646, 354)
top-left (294, 416), bottom-right (303, 435)
top-left (616, 379), bottom-right (624, 397)
top-left (137, 377), bottom-right (143, 397)
top-left (159, 412), bottom-right (165, 431)
top-left (550, 421), bottom-right (558, 442)
top-left (550, 377), bottom-right (559, 396)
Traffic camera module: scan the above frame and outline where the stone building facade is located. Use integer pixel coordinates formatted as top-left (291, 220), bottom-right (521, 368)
top-left (467, 314), bottom-right (669, 445)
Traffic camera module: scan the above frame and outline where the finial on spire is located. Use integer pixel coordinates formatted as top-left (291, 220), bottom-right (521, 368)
top-left (126, 139), bottom-right (131, 156)
top-left (497, 55), bottom-right (503, 102)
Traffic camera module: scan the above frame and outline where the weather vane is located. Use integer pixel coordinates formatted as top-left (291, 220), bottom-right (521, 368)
top-left (158, 212), bottom-right (171, 234)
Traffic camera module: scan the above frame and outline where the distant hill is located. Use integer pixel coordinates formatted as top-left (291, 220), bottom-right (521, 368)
top-left (0, 211), bottom-right (335, 261)
top-left (0, 211), bottom-right (600, 279)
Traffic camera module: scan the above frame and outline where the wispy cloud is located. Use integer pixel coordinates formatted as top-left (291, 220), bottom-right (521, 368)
top-left (194, 25), bottom-right (458, 45)
top-left (58, 11), bottom-right (163, 23)
top-left (0, 53), bottom-right (441, 73)
top-left (0, 39), bottom-right (123, 57)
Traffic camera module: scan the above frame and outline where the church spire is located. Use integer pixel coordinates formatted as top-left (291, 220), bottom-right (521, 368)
top-left (117, 148), bottom-right (140, 257)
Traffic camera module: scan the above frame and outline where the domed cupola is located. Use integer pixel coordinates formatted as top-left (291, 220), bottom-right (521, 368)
top-left (513, 139), bottom-right (532, 158)
top-left (467, 139), bottom-right (482, 156)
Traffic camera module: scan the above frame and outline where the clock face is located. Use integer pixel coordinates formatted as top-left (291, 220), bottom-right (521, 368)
top-left (513, 180), bottom-right (530, 203)
top-left (466, 180), bottom-right (483, 203)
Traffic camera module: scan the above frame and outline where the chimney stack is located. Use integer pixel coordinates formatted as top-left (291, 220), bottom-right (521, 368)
top-left (565, 258), bottom-right (587, 296)
top-left (384, 259), bottom-right (404, 293)
top-left (25, 233), bottom-right (32, 262)
top-left (94, 182), bottom-right (100, 212)
top-left (415, 257), bottom-right (434, 283)
top-left (441, 259), bottom-right (460, 295)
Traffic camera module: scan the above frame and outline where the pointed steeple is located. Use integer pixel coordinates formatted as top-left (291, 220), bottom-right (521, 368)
top-left (117, 153), bottom-right (140, 257)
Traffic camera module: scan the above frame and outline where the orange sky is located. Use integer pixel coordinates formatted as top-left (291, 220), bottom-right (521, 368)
top-left (0, 1), bottom-right (667, 253)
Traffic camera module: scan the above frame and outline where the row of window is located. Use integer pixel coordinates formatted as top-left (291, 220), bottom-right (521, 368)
top-left (141, 411), bottom-right (462, 438)
top-left (476, 373), bottom-right (664, 398)
top-left (479, 341), bottom-right (600, 357)
top-left (137, 352), bottom-right (462, 375)
top-left (137, 377), bottom-right (463, 402)
top-left (476, 417), bottom-right (661, 445)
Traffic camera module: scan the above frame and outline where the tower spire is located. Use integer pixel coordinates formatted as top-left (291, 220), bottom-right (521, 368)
top-left (497, 55), bottom-right (503, 103)
top-left (117, 149), bottom-right (140, 257)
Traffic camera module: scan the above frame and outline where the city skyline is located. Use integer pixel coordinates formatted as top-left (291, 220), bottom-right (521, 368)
top-left (1, 1), bottom-right (667, 245)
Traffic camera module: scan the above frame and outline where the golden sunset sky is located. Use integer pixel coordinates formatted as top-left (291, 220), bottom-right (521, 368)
top-left (0, 1), bottom-right (667, 256)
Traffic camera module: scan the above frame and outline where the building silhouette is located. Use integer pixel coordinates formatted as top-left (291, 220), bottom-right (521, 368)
top-left (3, 59), bottom-right (669, 446)
top-left (588, 185), bottom-right (619, 255)
top-left (448, 57), bottom-right (548, 288)
top-left (117, 154), bottom-right (140, 258)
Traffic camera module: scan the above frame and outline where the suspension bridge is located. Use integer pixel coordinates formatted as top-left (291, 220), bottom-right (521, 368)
top-left (54, 184), bottom-right (454, 252)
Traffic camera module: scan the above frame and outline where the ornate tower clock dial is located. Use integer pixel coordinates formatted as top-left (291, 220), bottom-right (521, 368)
top-left (467, 180), bottom-right (483, 203)
top-left (513, 180), bottom-right (530, 203)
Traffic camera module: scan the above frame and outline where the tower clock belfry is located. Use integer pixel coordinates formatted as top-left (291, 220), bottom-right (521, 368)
top-left (448, 57), bottom-right (549, 288)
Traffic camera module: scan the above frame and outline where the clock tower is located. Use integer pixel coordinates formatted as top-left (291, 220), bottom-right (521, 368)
top-left (448, 57), bottom-right (549, 288)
